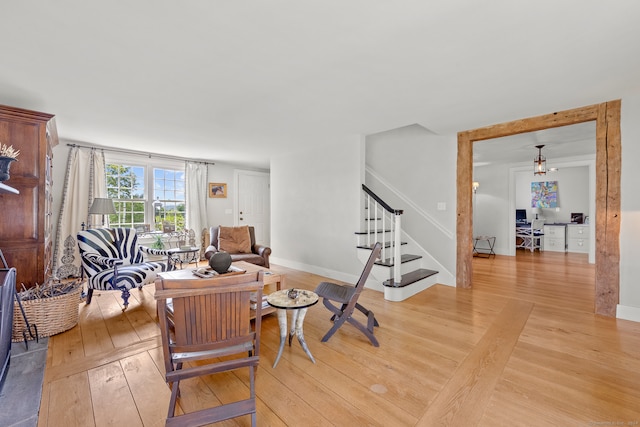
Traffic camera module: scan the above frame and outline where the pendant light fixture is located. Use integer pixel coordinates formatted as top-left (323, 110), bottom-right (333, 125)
top-left (534, 144), bottom-right (546, 176)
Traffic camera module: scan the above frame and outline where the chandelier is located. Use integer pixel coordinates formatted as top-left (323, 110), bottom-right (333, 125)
top-left (534, 145), bottom-right (546, 176)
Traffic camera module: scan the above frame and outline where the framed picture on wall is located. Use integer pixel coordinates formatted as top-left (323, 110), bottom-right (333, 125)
top-left (209, 183), bottom-right (227, 198)
top-left (531, 181), bottom-right (558, 208)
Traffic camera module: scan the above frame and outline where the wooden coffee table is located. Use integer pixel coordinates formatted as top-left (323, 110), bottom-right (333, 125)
top-left (156, 262), bottom-right (285, 319)
top-left (232, 261), bottom-right (285, 317)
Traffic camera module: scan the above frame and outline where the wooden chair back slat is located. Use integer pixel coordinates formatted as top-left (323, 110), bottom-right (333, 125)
top-left (155, 270), bottom-right (264, 426)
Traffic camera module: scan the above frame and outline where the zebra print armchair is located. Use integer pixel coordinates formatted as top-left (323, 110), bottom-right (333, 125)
top-left (77, 227), bottom-right (172, 310)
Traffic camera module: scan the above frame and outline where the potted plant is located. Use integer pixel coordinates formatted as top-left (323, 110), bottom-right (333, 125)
top-left (0, 142), bottom-right (20, 182)
top-left (152, 234), bottom-right (165, 250)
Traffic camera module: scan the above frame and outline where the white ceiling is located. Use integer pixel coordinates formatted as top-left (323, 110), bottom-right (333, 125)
top-left (1, 1), bottom-right (639, 169)
top-left (473, 121), bottom-right (596, 168)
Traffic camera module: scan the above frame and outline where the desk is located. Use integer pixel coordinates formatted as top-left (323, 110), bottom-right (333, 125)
top-left (473, 236), bottom-right (496, 258)
top-left (267, 289), bottom-right (319, 368)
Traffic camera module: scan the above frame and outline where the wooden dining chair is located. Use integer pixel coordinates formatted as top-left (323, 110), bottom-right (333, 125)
top-left (314, 242), bottom-right (382, 347)
top-left (155, 270), bottom-right (265, 427)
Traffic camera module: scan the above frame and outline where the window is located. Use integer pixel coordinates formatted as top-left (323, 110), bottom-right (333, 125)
top-left (153, 168), bottom-right (186, 232)
top-left (105, 155), bottom-right (186, 231)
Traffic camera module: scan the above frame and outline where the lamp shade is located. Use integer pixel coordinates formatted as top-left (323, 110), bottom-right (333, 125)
top-left (472, 181), bottom-right (480, 192)
top-left (89, 198), bottom-right (116, 215)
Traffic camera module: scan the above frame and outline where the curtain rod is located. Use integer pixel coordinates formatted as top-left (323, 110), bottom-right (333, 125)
top-left (66, 143), bottom-right (215, 166)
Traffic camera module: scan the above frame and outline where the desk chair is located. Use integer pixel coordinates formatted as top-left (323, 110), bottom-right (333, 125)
top-left (155, 271), bottom-right (264, 427)
top-left (516, 219), bottom-right (545, 252)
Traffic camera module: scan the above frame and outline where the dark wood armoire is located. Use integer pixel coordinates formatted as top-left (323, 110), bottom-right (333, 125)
top-left (0, 105), bottom-right (58, 289)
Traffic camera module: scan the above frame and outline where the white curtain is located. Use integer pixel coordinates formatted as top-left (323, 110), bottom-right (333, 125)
top-left (185, 161), bottom-right (209, 257)
top-left (52, 147), bottom-right (107, 279)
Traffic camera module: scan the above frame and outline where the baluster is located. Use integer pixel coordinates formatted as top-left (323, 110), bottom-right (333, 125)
top-left (393, 213), bottom-right (402, 286)
top-left (380, 203), bottom-right (386, 260)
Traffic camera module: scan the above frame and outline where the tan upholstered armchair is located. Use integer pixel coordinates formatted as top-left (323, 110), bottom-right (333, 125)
top-left (204, 225), bottom-right (271, 268)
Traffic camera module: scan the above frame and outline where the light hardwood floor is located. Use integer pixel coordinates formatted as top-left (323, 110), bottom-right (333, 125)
top-left (38, 251), bottom-right (640, 426)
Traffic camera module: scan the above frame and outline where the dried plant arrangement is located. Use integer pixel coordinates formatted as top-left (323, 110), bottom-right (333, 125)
top-left (0, 143), bottom-right (20, 159)
top-left (17, 279), bottom-right (83, 301)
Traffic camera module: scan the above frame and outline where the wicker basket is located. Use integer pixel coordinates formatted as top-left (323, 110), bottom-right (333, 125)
top-left (12, 285), bottom-right (82, 342)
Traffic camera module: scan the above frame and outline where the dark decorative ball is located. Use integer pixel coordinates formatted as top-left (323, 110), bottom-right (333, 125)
top-left (287, 289), bottom-right (299, 299)
top-left (208, 251), bottom-right (232, 273)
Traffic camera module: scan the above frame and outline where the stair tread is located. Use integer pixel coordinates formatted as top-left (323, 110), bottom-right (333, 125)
top-left (383, 268), bottom-right (438, 288)
top-left (375, 253), bottom-right (422, 267)
top-left (357, 242), bottom-right (406, 250)
top-left (355, 229), bottom-right (391, 235)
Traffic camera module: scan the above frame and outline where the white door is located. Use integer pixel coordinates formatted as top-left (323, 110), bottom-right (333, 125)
top-left (235, 170), bottom-right (270, 246)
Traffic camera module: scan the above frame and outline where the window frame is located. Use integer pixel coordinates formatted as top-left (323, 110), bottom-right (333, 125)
top-left (104, 153), bottom-right (186, 231)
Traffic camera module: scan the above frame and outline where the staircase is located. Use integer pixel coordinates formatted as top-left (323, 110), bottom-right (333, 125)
top-left (356, 185), bottom-right (439, 301)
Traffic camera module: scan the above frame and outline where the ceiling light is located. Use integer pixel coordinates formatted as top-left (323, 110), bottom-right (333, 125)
top-left (534, 145), bottom-right (546, 176)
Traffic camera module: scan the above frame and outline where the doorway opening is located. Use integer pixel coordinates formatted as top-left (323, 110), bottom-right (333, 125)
top-left (456, 100), bottom-right (621, 316)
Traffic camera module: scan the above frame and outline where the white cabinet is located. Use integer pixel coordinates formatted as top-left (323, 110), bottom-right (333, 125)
top-left (544, 225), bottom-right (566, 252)
top-left (567, 224), bottom-right (590, 253)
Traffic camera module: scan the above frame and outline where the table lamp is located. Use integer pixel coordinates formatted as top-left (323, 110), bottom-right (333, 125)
top-left (89, 197), bottom-right (116, 227)
top-left (532, 207), bottom-right (541, 220)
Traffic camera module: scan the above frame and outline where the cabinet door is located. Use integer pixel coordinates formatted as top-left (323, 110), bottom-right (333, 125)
top-left (0, 106), bottom-right (56, 288)
top-left (568, 225), bottom-right (589, 238)
top-left (568, 238), bottom-right (589, 253)
top-left (543, 226), bottom-right (566, 252)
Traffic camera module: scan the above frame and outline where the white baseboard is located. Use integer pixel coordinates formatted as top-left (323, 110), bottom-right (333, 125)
top-left (616, 304), bottom-right (640, 323)
top-left (269, 256), bottom-right (359, 286)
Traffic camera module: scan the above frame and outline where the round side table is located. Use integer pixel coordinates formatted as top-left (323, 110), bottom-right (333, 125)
top-left (267, 289), bottom-right (319, 368)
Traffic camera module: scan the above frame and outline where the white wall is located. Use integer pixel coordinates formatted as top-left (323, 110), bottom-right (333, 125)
top-left (204, 163), bottom-right (271, 229)
top-left (270, 136), bottom-right (364, 284)
top-left (474, 159), bottom-right (594, 256)
top-left (473, 163), bottom-right (511, 255)
top-left (514, 167), bottom-right (590, 224)
top-left (619, 93), bottom-right (640, 321)
top-left (364, 124), bottom-right (457, 277)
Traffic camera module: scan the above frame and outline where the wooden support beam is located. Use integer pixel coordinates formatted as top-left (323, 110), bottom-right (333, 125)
top-left (456, 101), bottom-right (621, 317)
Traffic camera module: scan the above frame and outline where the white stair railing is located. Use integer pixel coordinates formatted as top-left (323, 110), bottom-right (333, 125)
top-left (362, 185), bottom-right (403, 286)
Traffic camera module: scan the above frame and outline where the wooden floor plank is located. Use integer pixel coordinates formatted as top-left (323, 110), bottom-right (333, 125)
top-left (416, 299), bottom-right (533, 426)
top-left (45, 336), bottom-right (161, 383)
top-left (48, 322), bottom-right (84, 367)
top-left (46, 371), bottom-right (96, 427)
top-left (78, 298), bottom-right (115, 357)
top-left (121, 351), bottom-right (172, 427)
top-left (88, 361), bottom-right (144, 427)
top-left (93, 291), bottom-right (141, 348)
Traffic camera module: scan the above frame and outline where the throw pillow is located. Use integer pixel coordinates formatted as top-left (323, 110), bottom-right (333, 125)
top-left (218, 225), bottom-right (252, 254)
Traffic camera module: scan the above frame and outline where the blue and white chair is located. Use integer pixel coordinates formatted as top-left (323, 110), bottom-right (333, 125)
top-left (516, 219), bottom-right (545, 252)
top-left (77, 228), bottom-right (172, 310)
